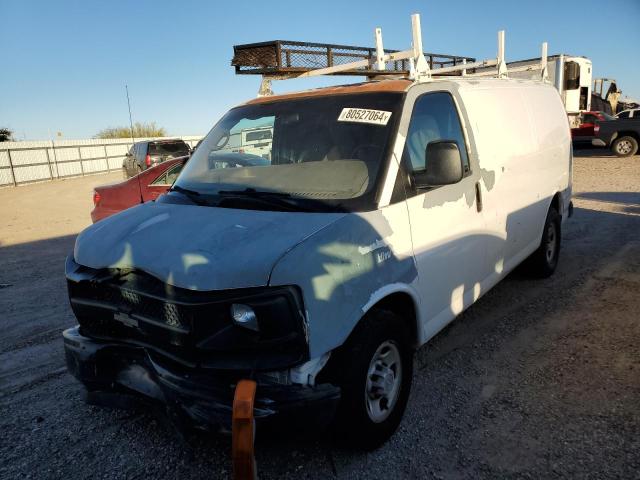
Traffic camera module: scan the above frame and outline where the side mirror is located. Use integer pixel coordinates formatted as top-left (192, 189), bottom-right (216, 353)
top-left (412, 140), bottom-right (464, 188)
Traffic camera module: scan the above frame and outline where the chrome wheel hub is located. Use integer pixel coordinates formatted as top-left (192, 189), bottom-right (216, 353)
top-left (617, 140), bottom-right (632, 154)
top-left (365, 340), bottom-right (402, 423)
top-left (546, 222), bottom-right (557, 262)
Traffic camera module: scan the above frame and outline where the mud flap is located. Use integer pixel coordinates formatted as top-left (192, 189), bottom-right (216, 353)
top-left (232, 379), bottom-right (257, 480)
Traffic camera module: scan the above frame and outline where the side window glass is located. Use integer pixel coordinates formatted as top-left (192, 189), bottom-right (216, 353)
top-left (165, 165), bottom-right (183, 184)
top-left (402, 92), bottom-right (470, 174)
top-left (151, 172), bottom-right (167, 185)
top-left (618, 111), bottom-right (629, 118)
top-left (151, 165), bottom-right (183, 185)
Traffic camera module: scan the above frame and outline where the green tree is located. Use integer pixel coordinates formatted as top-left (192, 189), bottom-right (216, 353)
top-left (95, 122), bottom-right (166, 139)
top-left (0, 127), bottom-right (14, 142)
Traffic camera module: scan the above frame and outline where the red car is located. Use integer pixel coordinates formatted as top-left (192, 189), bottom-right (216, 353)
top-left (571, 111), bottom-right (616, 141)
top-left (91, 157), bottom-right (187, 223)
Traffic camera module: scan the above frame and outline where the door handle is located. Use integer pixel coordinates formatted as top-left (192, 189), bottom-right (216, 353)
top-left (475, 181), bottom-right (483, 213)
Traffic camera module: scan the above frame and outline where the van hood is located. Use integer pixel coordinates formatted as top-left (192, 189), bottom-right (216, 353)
top-left (74, 202), bottom-right (345, 291)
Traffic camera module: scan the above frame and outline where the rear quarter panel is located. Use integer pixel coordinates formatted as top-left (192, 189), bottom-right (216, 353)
top-left (459, 81), bottom-right (571, 275)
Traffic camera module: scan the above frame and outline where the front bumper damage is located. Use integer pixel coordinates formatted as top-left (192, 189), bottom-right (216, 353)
top-left (64, 326), bottom-right (340, 432)
top-left (63, 257), bottom-right (339, 432)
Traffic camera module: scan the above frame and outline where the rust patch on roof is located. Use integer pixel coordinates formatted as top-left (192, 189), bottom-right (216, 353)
top-left (244, 80), bottom-right (412, 105)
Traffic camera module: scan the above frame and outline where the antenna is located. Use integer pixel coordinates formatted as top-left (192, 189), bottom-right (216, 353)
top-left (125, 84), bottom-right (144, 204)
top-left (125, 85), bottom-right (136, 144)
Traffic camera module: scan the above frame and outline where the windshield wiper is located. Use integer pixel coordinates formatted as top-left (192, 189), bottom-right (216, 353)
top-left (217, 188), bottom-right (346, 213)
top-left (217, 188), bottom-right (318, 212)
top-left (218, 188), bottom-right (291, 198)
top-left (169, 185), bottom-right (208, 206)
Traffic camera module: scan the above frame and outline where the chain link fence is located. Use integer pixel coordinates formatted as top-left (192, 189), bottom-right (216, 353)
top-left (0, 136), bottom-right (203, 187)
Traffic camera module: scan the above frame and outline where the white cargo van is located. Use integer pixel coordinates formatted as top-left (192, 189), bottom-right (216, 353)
top-left (63, 18), bottom-right (572, 450)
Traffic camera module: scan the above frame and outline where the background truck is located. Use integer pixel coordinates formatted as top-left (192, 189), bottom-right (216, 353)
top-left (593, 118), bottom-right (640, 157)
top-left (505, 54), bottom-right (592, 127)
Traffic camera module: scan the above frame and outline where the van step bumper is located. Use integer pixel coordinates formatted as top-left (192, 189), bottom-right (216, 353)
top-left (63, 326), bottom-right (340, 433)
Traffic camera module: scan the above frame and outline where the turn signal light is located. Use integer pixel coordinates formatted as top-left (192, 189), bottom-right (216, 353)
top-left (92, 191), bottom-right (101, 206)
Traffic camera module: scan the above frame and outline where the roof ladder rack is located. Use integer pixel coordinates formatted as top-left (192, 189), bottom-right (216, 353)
top-left (231, 14), bottom-right (552, 95)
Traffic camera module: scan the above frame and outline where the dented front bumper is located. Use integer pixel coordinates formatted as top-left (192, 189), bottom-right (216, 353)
top-left (63, 326), bottom-right (340, 432)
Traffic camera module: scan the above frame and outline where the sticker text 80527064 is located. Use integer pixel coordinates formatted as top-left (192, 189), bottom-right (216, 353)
top-left (337, 108), bottom-right (392, 126)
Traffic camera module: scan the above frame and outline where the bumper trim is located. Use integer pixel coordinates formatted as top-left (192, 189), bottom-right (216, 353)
top-left (63, 326), bottom-right (340, 432)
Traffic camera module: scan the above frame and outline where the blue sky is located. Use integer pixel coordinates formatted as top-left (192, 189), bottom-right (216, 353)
top-left (2, 0), bottom-right (639, 140)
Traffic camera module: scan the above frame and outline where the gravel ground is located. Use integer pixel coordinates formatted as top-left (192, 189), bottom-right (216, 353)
top-left (1, 152), bottom-right (639, 479)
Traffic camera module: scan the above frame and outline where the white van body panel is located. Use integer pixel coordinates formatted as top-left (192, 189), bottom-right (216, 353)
top-left (458, 80), bottom-right (571, 278)
top-left (71, 77), bottom-right (572, 364)
top-left (269, 78), bottom-right (572, 357)
top-left (269, 200), bottom-right (419, 357)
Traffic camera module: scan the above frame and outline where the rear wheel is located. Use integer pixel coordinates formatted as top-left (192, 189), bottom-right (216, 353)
top-left (331, 309), bottom-right (413, 450)
top-left (524, 206), bottom-right (561, 278)
top-left (612, 136), bottom-right (638, 157)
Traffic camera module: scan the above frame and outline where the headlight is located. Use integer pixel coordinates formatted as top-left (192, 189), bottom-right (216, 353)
top-left (231, 304), bottom-right (259, 331)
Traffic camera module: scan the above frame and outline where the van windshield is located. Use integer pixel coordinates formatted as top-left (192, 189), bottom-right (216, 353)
top-left (173, 92), bottom-right (402, 211)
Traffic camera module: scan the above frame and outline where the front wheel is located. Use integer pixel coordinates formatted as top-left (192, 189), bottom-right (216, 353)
top-left (331, 309), bottom-right (413, 450)
top-left (612, 136), bottom-right (638, 157)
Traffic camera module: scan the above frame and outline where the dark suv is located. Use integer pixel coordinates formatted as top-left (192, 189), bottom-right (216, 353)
top-left (123, 139), bottom-right (191, 178)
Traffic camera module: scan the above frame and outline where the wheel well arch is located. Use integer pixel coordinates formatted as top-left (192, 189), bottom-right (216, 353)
top-left (367, 292), bottom-right (420, 348)
top-left (550, 192), bottom-right (561, 215)
top-left (614, 131), bottom-right (640, 144)
top-left (316, 290), bottom-right (420, 385)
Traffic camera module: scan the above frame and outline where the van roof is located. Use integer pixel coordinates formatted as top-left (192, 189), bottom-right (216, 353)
top-left (244, 79), bottom-right (413, 105)
top-left (243, 77), bottom-right (558, 106)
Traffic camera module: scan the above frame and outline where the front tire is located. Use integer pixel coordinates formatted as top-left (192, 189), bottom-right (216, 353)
top-left (524, 206), bottom-right (561, 278)
top-left (331, 309), bottom-right (413, 450)
top-left (612, 136), bottom-right (638, 157)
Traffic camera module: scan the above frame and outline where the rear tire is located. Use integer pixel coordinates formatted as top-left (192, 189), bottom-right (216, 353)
top-left (330, 309), bottom-right (413, 450)
top-left (524, 206), bottom-right (561, 278)
top-left (611, 136), bottom-right (638, 157)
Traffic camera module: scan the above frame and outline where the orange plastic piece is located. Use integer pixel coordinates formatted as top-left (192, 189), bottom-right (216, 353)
top-left (232, 379), bottom-right (257, 480)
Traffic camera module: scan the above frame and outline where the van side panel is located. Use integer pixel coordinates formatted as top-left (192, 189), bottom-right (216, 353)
top-left (459, 82), bottom-right (570, 280)
top-left (524, 85), bottom-right (573, 223)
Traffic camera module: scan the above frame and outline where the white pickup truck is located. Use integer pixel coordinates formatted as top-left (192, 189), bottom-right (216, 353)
top-left (64, 72), bottom-right (572, 449)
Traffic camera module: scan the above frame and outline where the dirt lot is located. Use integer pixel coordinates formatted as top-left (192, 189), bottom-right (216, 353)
top-left (1, 152), bottom-right (639, 479)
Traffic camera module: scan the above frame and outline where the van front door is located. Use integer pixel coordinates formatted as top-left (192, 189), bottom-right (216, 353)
top-left (400, 91), bottom-right (487, 340)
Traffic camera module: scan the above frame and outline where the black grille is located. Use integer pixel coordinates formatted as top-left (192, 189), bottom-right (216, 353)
top-left (65, 259), bottom-right (309, 370)
top-left (78, 281), bottom-right (192, 330)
